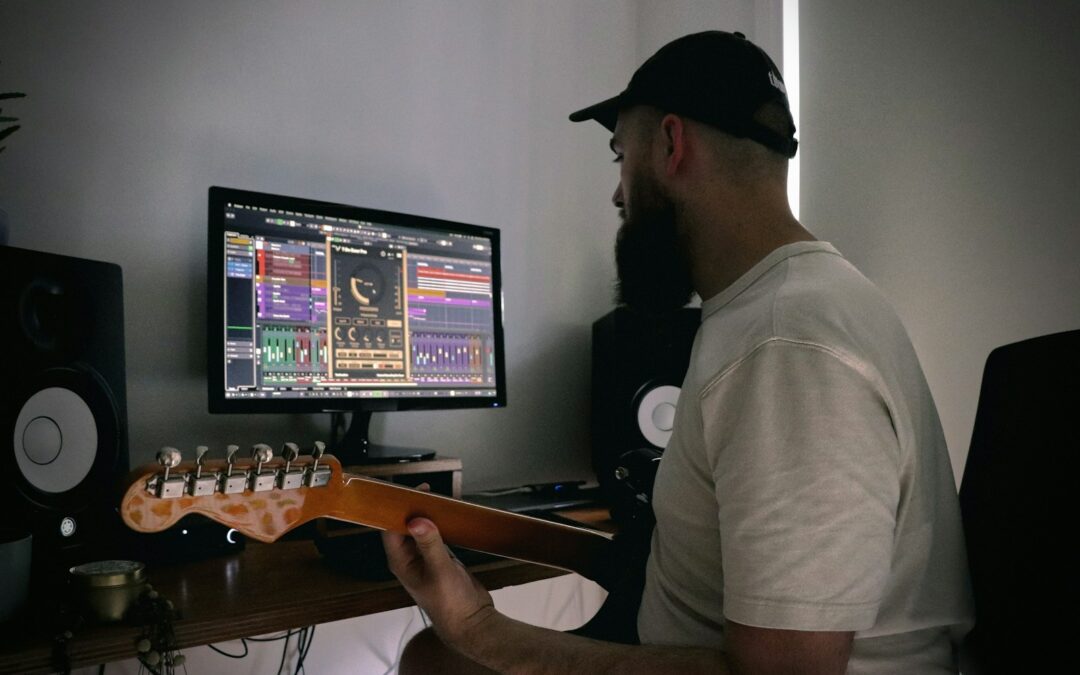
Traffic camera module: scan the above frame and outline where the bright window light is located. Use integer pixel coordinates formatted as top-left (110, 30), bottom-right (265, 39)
top-left (783, 0), bottom-right (800, 220)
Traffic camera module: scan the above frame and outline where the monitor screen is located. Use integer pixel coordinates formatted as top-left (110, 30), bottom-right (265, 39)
top-left (207, 187), bottom-right (506, 415)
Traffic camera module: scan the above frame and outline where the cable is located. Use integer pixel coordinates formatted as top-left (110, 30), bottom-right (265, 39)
top-left (293, 628), bottom-right (305, 675)
top-left (301, 626), bottom-right (316, 674)
top-left (294, 625), bottom-right (315, 675)
top-left (207, 640), bottom-right (249, 659)
top-left (383, 607), bottom-right (428, 675)
top-left (245, 632), bottom-right (295, 642)
top-left (276, 630), bottom-right (296, 675)
top-left (468, 486), bottom-right (532, 497)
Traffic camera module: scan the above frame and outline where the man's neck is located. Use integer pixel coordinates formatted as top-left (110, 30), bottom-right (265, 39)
top-left (683, 195), bottom-right (815, 302)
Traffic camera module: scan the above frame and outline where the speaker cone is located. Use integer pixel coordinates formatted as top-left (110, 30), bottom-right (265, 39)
top-left (5, 366), bottom-right (121, 512)
top-left (633, 383), bottom-right (681, 449)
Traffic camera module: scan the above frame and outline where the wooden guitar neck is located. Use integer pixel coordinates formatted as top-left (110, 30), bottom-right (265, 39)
top-left (120, 453), bottom-right (613, 583)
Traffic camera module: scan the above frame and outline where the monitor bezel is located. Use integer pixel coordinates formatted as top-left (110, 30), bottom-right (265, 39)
top-left (207, 186), bottom-right (507, 414)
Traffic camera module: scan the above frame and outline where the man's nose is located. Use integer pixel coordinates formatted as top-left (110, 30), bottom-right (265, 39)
top-left (612, 183), bottom-right (624, 209)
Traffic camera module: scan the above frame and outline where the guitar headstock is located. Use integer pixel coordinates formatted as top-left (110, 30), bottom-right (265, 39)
top-left (120, 442), bottom-right (345, 543)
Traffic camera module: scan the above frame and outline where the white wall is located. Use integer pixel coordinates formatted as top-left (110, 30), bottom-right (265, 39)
top-left (637, 0), bottom-right (782, 68)
top-left (799, 0), bottom-right (1080, 483)
top-left (0, 0), bottom-right (781, 491)
top-left (0, 4), bottom-right (779, 672)
top-left (14, 0), bottom-right (1049, 497)
top-left (0, 0), bottom-right (637, 489)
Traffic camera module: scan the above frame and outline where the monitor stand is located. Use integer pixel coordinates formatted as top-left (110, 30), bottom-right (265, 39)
top-left (331, 411), bottom-right (436, 464)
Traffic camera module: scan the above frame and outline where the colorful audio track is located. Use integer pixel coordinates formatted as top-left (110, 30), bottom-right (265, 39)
top-left (407, 261), bottom-right (493, 331)
top-left (415, 265), bottom-right (490, 294)
top-left (410, 332), bottom-right (492, 384)
top-left (255, 243), bottom-right (327, 324)
top-left (260, 325), bottom-right (329, 386)
top-left (222, 210), bottom-right (500, 399)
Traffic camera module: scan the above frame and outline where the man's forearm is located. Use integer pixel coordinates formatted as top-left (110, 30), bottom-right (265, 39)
top-left (454, 607), bottom-right (730, 675)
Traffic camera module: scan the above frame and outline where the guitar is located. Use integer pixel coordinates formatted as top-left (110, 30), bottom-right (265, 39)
top-left (119, 444), bottom-right (615, 585)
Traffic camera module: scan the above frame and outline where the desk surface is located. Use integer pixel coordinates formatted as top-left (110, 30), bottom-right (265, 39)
top-left (0, 539), bottom-right (568, 675)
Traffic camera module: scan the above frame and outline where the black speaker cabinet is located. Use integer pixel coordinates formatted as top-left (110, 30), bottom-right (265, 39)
top-left (591, 306), bottom-right (699, 515)
top-left (0, 245), bottom-right (129, 577)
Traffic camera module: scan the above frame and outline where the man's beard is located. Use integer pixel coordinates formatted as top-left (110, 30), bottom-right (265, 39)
top-left (614, 173), bottom-right (694, 315)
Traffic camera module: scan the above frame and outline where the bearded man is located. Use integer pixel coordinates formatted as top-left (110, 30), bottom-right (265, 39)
top-left (384, 31), bottom-right (973, 674)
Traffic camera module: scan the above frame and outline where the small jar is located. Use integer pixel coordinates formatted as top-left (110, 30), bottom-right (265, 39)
top-left (69, 560), bottom-right (148, 623)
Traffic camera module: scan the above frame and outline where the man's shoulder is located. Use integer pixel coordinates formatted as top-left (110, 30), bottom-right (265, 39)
top-left (695, 249), bottom-right (910, 387)
top-left (772, 249), bottom-right (902, 347)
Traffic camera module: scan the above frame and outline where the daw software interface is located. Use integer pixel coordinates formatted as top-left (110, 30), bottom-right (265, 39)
top-left (219, 198), bottom-right (500, 402)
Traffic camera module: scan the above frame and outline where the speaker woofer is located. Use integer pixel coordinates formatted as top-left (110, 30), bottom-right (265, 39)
top-left (2, 245), bottom-right (130, 582)
top-left (591, 306), bottom-right (699, 521)
top-left (633, 383), bottom-right (681, 449)
top-left (6, 366), bottom-right (121, 513)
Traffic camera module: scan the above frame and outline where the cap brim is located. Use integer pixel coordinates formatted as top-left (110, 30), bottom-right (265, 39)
top-left (568, 94), bottom-right (622, 132)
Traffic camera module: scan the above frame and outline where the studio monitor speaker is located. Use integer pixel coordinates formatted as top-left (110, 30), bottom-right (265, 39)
top-left (0, 245), bottom-right (129, 575)
top-left (591, 306), bottom-right (699, 516)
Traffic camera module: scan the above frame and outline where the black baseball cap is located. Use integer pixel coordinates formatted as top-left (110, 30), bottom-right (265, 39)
top-left (569, 30), bottom-right (797, 158)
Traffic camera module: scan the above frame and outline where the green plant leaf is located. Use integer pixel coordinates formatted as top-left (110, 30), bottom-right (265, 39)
top-left (0, 116), bottom-right (17, 123)
top-left (0, 92), bottom-right (27, 100)
top-left (0, 124), bottom-right (20, 142)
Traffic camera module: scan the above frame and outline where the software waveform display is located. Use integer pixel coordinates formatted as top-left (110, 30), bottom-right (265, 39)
top-left (211, 188), bottom-right (504, 408)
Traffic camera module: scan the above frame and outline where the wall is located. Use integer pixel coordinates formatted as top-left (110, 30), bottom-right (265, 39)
top-left (1, 6), bottom-right (780, 672)
top-left (0, 0), bottom-right (778, 491)
top-left (800, 0), bottom-right (1080, 482)
top-left (0, 0), bottom-right (636, 489)
top-left (636, 0), bottom-right (781, 68)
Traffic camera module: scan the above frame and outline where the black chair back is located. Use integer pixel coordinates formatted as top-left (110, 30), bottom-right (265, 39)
top-left (959, 330), bottom-right (1079, 674)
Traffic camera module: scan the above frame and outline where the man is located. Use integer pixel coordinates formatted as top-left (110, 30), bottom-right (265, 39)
top-left (383, 31), bottom-right (973, 674)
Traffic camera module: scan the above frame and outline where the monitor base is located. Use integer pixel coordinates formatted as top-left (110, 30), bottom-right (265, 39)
top-left (331, 411), bottom-right (436, 465)
top-left (348, 443), bottom-right (436, 464)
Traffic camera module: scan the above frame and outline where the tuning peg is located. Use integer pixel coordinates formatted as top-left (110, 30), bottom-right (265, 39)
top-left (194, 445), bottom-right (210, 477)
top-left (157, 447), bottom-right (181, 468)
top-left (281, 442), bottom-right (299, 475)
top-left (251, 443), bottom-right (273, 469)
top-left (220, 444), bottom-right (246, 495)
top-left (304, 441), bottom-right (332, 488)
top-left (157, 447), bottom-right (181, 481)
top-left (250, 443), bottom-right (276, 493)
top-left (308, 440), bottom-right (326, 472)
top-left (189, 445), bottom-right (218, 496)
top-left (155, 447), bottom-right (185, 499)
top-left (224, 444), bottom-right (239, 473)
top-left (278, 442), bottom-right (304, 490)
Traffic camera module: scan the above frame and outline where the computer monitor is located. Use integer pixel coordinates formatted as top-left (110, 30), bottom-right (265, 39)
top-left (207, 186), bottom-right (506, 462)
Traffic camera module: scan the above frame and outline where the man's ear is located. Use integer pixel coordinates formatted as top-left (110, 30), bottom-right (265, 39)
top-left (659, 114), bottom-right (687, 176)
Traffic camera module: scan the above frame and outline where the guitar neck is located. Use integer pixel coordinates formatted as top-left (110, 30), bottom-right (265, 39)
top-left (331, 473), bottom-right (613, 581)
top-left (119, 456), bottom-right (613, 584)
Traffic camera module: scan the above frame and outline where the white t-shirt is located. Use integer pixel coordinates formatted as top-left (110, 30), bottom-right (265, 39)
top-left (637, 242), bottom-right (974, 674)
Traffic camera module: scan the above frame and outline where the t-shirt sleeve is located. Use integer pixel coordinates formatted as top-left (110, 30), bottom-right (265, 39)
top-left (701, 338), bottom-right (900, 632)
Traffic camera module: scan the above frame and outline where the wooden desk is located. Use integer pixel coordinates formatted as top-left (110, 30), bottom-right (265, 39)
top-left (0, 538), bottom-right (567, 675)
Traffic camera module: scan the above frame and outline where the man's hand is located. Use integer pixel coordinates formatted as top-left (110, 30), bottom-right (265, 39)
top-left (382, 517), bottom-right (497, 648)
top-left (384, 517), bottom-right (734, 675)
